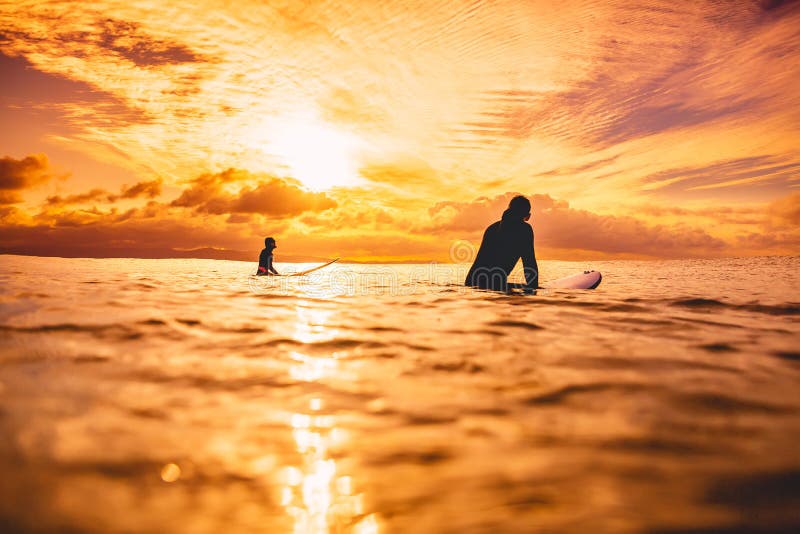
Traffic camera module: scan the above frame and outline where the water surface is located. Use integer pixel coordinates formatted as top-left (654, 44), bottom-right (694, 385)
top-left (1, 255), bottom-right (799, 533)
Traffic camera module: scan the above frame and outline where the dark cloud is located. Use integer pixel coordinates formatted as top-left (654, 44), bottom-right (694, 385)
top-left (0, 218), bottom-right (251, 260)
top-left (428, 192), bottom-right (728, 257)
top-left (0, 201), bottom-right (256, 259)
top-left (98, 19), bottom-right (203, 67)
top-left (119, 179), bottom-right (162, 199)
top-left (0, 154), bottom-right (54, 204)
top-left (45, 179), bottom-right (163, 206)
top-left (45, 188), bottom-right (112, 206)
top-left (170, 169), bottom-right (336, 216)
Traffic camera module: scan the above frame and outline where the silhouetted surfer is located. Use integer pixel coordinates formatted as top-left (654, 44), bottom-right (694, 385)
top-left (465, 195), bottom-right (539, 292)
top-left (257, 237), bottom-right (280, 276)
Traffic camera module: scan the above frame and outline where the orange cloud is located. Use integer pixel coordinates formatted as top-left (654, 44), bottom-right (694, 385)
top-left (767, 191), bottom-right (800, 227)
top-left (0, 154), bottom-right (55, 204)
top-left (119, 179), bottom-right (162, 199)
top-left (170, 169), bottom-right (336, 216)
top-left (298, 199), bottom-right (396, 231)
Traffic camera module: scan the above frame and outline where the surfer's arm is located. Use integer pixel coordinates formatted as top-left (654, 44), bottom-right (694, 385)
top-left (267, 257), bottom-right (280, 275)
top-left (521, 227), bottom-right (539, 290)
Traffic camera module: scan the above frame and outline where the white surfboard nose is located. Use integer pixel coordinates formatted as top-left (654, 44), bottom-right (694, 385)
top-left (548, 270), bottom-right (602, 290)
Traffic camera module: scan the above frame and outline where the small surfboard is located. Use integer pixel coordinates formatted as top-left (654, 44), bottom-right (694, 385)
top-left (283, 258), bottom-right (339, 277)
top-left (547, 270), bottom-right (602, 290)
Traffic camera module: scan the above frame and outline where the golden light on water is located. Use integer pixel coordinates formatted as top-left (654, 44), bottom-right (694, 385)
top-left (292, 305), bottom-right (340, 344)
top-left (276, 303), bottom-right (379, 533)
top-left (280, 399), bottom-right (379, 534)
top-left (289, 351), bottom-right (339, 383)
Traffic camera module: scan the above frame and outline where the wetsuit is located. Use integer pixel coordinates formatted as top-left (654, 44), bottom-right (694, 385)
top-left (464, 216), bottom-right (538, 291)
top-left (257, 248), bottom-right (279, 275)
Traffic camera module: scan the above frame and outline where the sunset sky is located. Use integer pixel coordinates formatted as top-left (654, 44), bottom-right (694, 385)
top-left (1, 0), bottom-right (798, 262)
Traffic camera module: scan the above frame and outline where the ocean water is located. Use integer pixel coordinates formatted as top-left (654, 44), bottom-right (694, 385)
top-left (0, 254), bottom-right (799, 534)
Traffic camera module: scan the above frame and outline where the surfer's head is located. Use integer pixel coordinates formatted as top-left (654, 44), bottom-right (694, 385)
top-left (264, 237), bottom-right (277, 250)
top-left (503, 195), bottom-right (531, 222)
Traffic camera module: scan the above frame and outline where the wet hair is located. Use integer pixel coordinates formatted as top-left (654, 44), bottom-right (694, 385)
top-left (501, 195), bottom-right (531, 223)
top-left (264, 236), bottom-right (276, 247)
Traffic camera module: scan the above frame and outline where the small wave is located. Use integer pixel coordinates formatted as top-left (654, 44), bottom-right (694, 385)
top-left (365, 448), bottom-right (452, 466)
top-left (139, 319), bottom-right (167, 326)
top-left (524, 382), bottom-right (648, 405)
top-left (488, 320), bottom-right (543, 330)
top-left (670, 298), bottom-right (800, 316)
top-left (223, 326), bottom-right (264, 334)
top-left (698, 343), bottom-right (740, 353)
top-left (556, 356), bottom-right (740, 374)
top-left (599, 303), bottom-right (650, 312)
top-left (600, 436), bottom-right (720, 456)
top-left (403, 413), bottom-right (459, 426)
top-left (771, 350), bottom-right (800, 361)
top-left (364, 326), bottom-right (403, 333)
top-left (129, 370), bottom-right (293, 391)
top-left (402, 343), bottom-right (436, 352)
top-left (72, 355), bottom-right (110, 364)
top-left (0, 323), bottom-right (142, 340)
top-left (430, 361), bottom-right (485, 373)
top-left (671, 391), bottom-right (793, 415)
top-left (671, 298), bottom-right (728, 309)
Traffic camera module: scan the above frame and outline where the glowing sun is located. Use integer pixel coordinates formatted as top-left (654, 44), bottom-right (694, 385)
top-left (270, 115), bottom-right (363, 191)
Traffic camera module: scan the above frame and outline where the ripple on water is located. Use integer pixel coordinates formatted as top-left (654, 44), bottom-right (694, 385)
top-left (0, 323), bottom-right (143, 340)
top-left (523, 382), bottom-right (649, 406)
top-left (771, 351), bottom-right (800, 362)
top-left (670, 391), bottom-right (794, 415)
top-left (670, 298), bottom-right (800, 316)
top-left (556, 355), bottom-right (741, 375)
top-left (698, 342), bottom-right (740, 353)
top-left (487, 320), bottom-right (543, 330)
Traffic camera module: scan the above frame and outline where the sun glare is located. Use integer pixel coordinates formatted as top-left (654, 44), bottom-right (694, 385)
top-left (270, 115), bottom-right (363, 191)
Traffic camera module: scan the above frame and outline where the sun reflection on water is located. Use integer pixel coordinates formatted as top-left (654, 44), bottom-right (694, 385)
top-left (292, 304), bottom-right (340, 344)
top-left (289, 351), bottom-right (339, 383)
top-left (281, 398), bottom-right (379, 534)
top-left (281, 304), bottom-right (378, 533)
